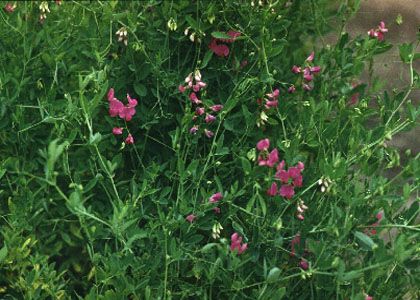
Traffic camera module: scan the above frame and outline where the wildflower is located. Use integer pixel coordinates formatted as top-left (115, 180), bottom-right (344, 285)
top-left (39, 1), bottom-right (50, 23)
top-left (318, 177), bottom-right (332, 193)
top-left (257, 111), bottom-right (268, 127)
top-left (266, 149), bottom-right (279, 167)
top-left (189, 92), bottom-right (202, 105)
top-left (256, 138), bottom-right (270, 151)
top-left (365, 295), bottom-right (373, 300)
top-left (204, 129), bottom-right (214, 138)
top-left (209, 192), bottom-right (223, 203)
top-left (125, 134), bottom-right (134, 144)
top-left (267, 182), bottom-right (278, 197)
top-left (296, 200), bottom-right (308, 220)
top-left (112, 127), bottom-right (123, 135)
top-left (230, 232), bottom-right (248, 255)
top-left (195, 107), bottom-right (205, 116)
top-left (109, 98), bottom-right (125, 118)
top-left (213, 207), bottom-right (221, 214)
top-left (290, 233), bottom-right (301, 257)
top-left (212, 222), bottom-right (223, 239)
top-left (117, 94), bottom-right (138, 121)
top-left (186, 214), bottom-right (196, 223)
top-left (368, 21), bottom-right (388, 41)
top-left (189, 125), bottom-right (199, 134)
top-left (178, 85), bottom-right (186, 93)
top-left (167, 17), bottom-right (177, 31)
top-left (306, 51), bottom-right (315, 62)
top-left (210, 104), bottom-right (223, 112)
top-left (4, 2), bottom-right (16, 13)
top-left (205, 114), bottom-right (216, 123)
top-left (208, 30), bottom-right (241, 57)
top-left (303, 83), bottom-right (313, 91)
top-left (266, 89), bottom-right (279, 99)
top-left (299, 259), bottom-right (309, 270)
top-left (288, 85), bottom-right (296, 93)
top-left (265, 100), bottom-right (278, 109)
top-left (116, 27), bottom-right (128, 46)
top-left (291, 65), bottom-right (301, 74)
top-left (279, 184), bottom-right (295, 199)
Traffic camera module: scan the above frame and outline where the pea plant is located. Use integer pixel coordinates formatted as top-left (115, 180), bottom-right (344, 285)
top-left (0, 1), bottom-right (418, 299)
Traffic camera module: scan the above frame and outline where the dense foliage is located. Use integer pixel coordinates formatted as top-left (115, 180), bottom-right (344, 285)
top-left (0, 1), bottom-right (419, 299)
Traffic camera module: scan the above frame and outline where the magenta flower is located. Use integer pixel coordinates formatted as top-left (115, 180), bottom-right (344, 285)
top-left (189, 92), bottom-right (202, 105)
top-left (209, 39), bottom-right (230, 57)
top-left (209, 192), bottom-right (223, 203)
top-left (290, 233), bottom-right (301, 257)
top-left (186, 214), bottom-right (196, 223)
top-left (365, 296), bottom-right (373, 300)
top-left (230, 232), bottom-right (248, 255)
top-left (265, 100), bottom-right (278, 109)
top-left (112, 127), bottom-right (123, 135)
top-left (276, 169), bottom-right (289, 183)
top-left (204, 129), bottom-right (214, 138)
top-left (178, 85), bottom-right (186, 93)
top-left (4, 2), bottom-right (16, 13)
top-left (299, 260), bottom-right (309, 270)
top-left (279, 184), bottom-right (295, 199)
top-left (190, 125), bottom-right (199, 134)
top-left (303, 83), bottom-right (313, 91)
top-left (256, 138), bottom-right (270, 151)
top-left (266, 149), bottom-right (279, 167)
top-left (213, 207), bottom-right (221, 214)
top-left (306, 51), bottom-right (315, 62)
top-left (288, 85), bottom-right (296, 93)
top-left (297, 161), bottom-right (305, 170)
top-left (195, 107), bottom-right (205, 116)
top-left (109, 98), bottom-right (124, 117)
top-left (267, 182), bottom-right (278, 197)
top-left (205, 114), bottom-right (216, 123)
top-left (210, 104), bottom-right (223, 112)
top-left (368, 21), bottom-right (388, 41)
top-left (291, 65), bottom-right (301, 74)
top-left (107, 89), bottom-right (138, 121)
top-left (310, 66), bottom-right (321, 73)
top-left (266, 89), bottom-right (280, 99)
top-left (125, 134), bottom-right (134, 144)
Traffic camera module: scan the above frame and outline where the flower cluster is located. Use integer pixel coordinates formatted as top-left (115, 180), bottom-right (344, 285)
top-left (4, 2), bottom-right (16, 13)
top-left (211, 222), bottom-right (223, 239)
top-left (39, 1), bottom-right (50, 23)
top-left (368, 21), bottom-right (388, 41)
top-left (365, 212), bottom-right (383, 236)
top-left (179, 71), bottom-right (223, 138)
top-left (291, 52), bottom-right (321, 91)
top-left (296, 199), bottom-right (308, 220)
top-left (208, 30), bottom-right (241, 57)
top-left (230, 232), bottom-right (248, 255)
top-left (257, 138), bottom-right (304, 199)
top-left (256, 88), bottom-right (280, 127)
top-left (318, 176), bottom-right (332, 193)
top-left (107, 88), bottom-right (138, 145)
top-left (116, 27), bottom-right (128, 46)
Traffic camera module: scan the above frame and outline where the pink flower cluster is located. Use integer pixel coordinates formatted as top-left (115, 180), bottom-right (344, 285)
top-left (257, 138), bottom-right (304, 199)
top-left (107, 88), bottom-right (137, 144)
top-left (179, 71), bottom-right (223, 138)
top-left (230, 232), bottom-right (248, 255)
top-left (368, 21), bottom-right (388, 41)
top-left (365, 211), bottom-right (383, 236)
top-left (264, 89), bottom-right (279, 109)
top-left (291, 52), bottom-right (321, 91)
top-left (208, 30), bottom-right (241, 57)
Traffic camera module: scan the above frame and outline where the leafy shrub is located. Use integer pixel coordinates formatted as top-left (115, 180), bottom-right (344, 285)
top-left (0, 1), bottom-right (418, 299)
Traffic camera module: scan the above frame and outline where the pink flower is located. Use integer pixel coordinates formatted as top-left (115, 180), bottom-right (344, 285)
top-left (209, 39), bottom-right (230, 57)
top-left (109, 98), bottom-right (124, 117)
top-left (279, 184), bottom-right (295, 199)
top-left (266, 89), bottom-right (279, 99)
top-left (193, 84), bottom-right (200, 92)
top-left (297, 161), bottom-right (305, 170)
top-left (256, 138), bottom-right (270, 151)
top-left (210, 104), bottom-right (223, 112)
top-left (265, 100), bottom-right (278, 109)
top-left (291, 65), bottom-right (301, 74)
top-left (299, 260), bottom-right (309, 270)
top-left (108, 88), bottom-right (115, 101)
top-left (190, 125), bottom-right (199, 134)
top-left (303, 83), bottom-right (313, 91)
top-left (178, 85), bottom-right (186, 93)
top-left (204, 129), bottom-right (214, 138)
top-left (118, 94), bottom-right (138, 121)
top-left (378, 21), bottom-right (388, 33)
top-left (186, 214), bottom-right (196, 223)
top-left (276, 169), bottom-right (289, 183)
top-left (230, 232), bottom-right (248, 255)
top-left (195, 107), bottom-right (205, 116)
top-left (209, 192), bottom-right (223, 203)
top-left (277, 160), bottom-right (285, 171)
top-left (189, 92), bottom-right (202, 105)
top-left (303, 67), bottom-right (313, 82)
top-left (376, 211), bottom-right (383, 221)
top-left (310, 66), bottom-right (321, 73)
top-left (365, 296), bottom-right (373, 300)
top-left (267, 182), bottom-right (278, 196)
top-left (219, 30), bottom-right (241, 43)
top-left (266, 149), bottom-right (279, 167)
top-left (4, 2), bottom-right (15, 13)
top-left (213, 207), bottom-right (221, 214)
top-left (205, 114), bottom-right (216, 123)
top-left (112, 127), bottom-right (123, 135)
top-left (288, 85), bottom-right (296, 93)
top-left (297, 214), bottom-right (305, 220)
top-left (306, 51), bottom-right (315, 62)
top-left (125, 134), bottom-right (134, 144)
top-left (368, 21), bottom-right (388, 41)
top-left (290, 233), bottom-right (301, 257)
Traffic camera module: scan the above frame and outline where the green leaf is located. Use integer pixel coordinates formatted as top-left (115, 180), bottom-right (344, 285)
top-left (399, 43), bottom-right (413, 63)
top-left (267, 267), bottom-right (281, 283)
top-left (0, 244), bottom-right (8, 263)
top-left (354, 231), bottom-right (377, 250)
top-left (134, 83), bottom-right (147, 97)
top-left (201, 50), bottom-right (213, 68)
top-left (211, 31), bottom-right (232, 39)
